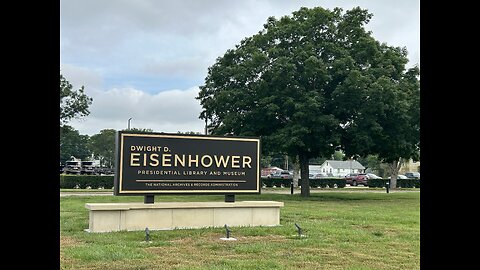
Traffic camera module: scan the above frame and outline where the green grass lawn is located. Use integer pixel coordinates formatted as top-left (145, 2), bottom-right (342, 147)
top-left (60, 191), bottom-right (419, 270)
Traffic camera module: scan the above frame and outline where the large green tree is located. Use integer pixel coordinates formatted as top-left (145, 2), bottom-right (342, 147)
top-left (334, 61), bottom-right (420, 188)
top-left (60, 73), bottom-right (93, 125)
top-left (198, 6), bottom-right (412, 196)
top-left (60, 125), bottom-right (91, 164)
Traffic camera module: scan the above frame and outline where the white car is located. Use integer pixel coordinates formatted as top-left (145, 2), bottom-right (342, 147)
top-left (389, 174), bottom-right (408, 179)
top-left (366, 173), bottom-right (382, 179)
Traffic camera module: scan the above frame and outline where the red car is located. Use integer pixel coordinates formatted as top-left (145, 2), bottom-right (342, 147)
top-left (344, 173), bottom-right (358, 182)
top-left (352, 173), bottom-right (369, 186)
top-left (345, 173), bottom-right (369, 186)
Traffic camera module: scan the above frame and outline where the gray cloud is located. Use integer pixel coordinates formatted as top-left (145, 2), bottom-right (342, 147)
top-left (61, 0), bottom-right (419, 136)
top-left (67, 84), bottom-right (205, 135)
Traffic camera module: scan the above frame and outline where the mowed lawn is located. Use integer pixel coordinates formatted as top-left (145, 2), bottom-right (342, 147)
top-left (60, 191), bottom-right (420, 270)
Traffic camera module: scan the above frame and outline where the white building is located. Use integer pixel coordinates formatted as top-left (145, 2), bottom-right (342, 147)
top-left (314, 160), bottom-right (365, 177)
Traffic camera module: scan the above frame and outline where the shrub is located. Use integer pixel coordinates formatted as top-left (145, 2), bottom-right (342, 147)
top-left (335, 179), bottom-right (347, 188)
top-left (308, 178), bottom-right (346, 188)
top-left (60, 175), bottom-right (114, 189)
top-left (282, 179), bottom-right (292, 187)
top-left (414, 179), bottom-right (420, 188)
top-left (261, 178), bottom-right (291, 187)
top-left (368, 179), bottom-right (390, 188)
top-left (261, 178), bottom-right (274, 187)
top-left (384, 178), bottom-right (420, 188)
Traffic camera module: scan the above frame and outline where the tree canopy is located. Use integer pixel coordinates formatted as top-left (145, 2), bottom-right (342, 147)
top-left (60, 73), bottom-right (93, 125)
top-left (60, 125), bottom-right (91, 164)
top-left (197, 6), bottom-right (419, 195)
top-left (89, 129), bottom-right (116, 168)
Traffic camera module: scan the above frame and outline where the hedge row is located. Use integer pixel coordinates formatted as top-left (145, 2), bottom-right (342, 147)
top-left (367, 179), bottom-right (391, 188)
top-left (308, 178), bottom-right (347, 188)
top-left (262, 178), bottom-right (292, 188)
top-left (60, 175), bottom-right (114, 189)
top-left (397, 178), bottom-right (421, 188)
top-left (262, 178), bottom-right (347, 188)
top-left (60, 175), bottom-right (419, 189)
top-left (368, 178), bottom-right (420, 188)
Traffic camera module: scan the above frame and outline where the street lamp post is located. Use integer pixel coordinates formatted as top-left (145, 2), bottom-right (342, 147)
top-left (350, 158), bottom-right (352, 174)
top-left (205, 118), bottom-right (208, 135)
top-left (128, 118), bottom-right (132, 130)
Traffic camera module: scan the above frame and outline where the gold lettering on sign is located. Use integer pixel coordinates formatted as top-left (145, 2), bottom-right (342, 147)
top-left (175, 154), bottom-right (185, 167)
top-left (130, 153), bottom-right (140, 166)
top-left (189, 155), bottom-right (199, 167)
top-left (128, 148), bottom-right (254, 169)
top-left (201, 155), bottom-right (213, 168)
top-left (162, 153), bottom-right (172, 167)
top-left (243, 156), bottom-right (252, 168)
top-left (231, 156), bottom-right (240, 168)
top-left (214, 155), bottom-right (229, 167)
top-left (150, 153), bottom-right (159, 166)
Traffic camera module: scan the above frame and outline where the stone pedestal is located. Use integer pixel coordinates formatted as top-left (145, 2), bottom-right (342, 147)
top-left (85, 201), bottom-right (284, 233)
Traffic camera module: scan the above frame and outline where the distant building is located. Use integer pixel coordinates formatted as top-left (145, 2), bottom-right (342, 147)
top-left (399, 159), bottom-right (420, 174)
top-left (315, 160), bottom-right (365, 177)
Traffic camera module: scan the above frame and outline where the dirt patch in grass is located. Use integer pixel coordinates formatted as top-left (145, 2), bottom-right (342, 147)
top-left (61, 235), bottom-right (82, 247)
top-left (236, 235), bottom-right (288, 242)
top-left (60, 235), bottom-right (82, 268)
top-left (146, 234), bottom-right (289, 269)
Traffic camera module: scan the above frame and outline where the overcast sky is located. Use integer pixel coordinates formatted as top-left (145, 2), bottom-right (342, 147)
top-left (61, 0), bottom-right (419, 136)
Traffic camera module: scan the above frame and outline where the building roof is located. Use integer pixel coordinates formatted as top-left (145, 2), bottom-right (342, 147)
top-left (322, 160), bottom-right (365, 170)
top-left (262, 166), bottom-right (283, 171)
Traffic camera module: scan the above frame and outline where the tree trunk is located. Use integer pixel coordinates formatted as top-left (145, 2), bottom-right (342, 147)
top-left (292, 155), bottom-right (300, 187)
top-left (388, 158), bottom-right (403, 189)
top-left (299, 154), bottom-right (310, 197)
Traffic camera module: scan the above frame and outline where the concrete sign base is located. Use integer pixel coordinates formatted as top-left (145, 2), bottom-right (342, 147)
top-left (85, 201), bottom-right (284, 233)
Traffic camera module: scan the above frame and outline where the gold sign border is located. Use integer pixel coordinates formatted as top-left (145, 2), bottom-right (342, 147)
top-left (118, 133), bottom-right (260, 194)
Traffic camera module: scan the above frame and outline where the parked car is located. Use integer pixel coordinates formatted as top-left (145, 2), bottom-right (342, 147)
top-left (404, 172), bottom-right (420, 179)
top-left (269, 170), bottom-right (293, 179)
top-left (390, 174), bottom-right (408, 179)
top-left (351, 173), bottom-right (369, 186)
top-left (366, 173), bottom-right (382, 179)
top-left (344, 173), bottom-right (368, 186)
top-left (344, 173), bottom-right (358, 181)
top-left (312, 173), bottom-right (328, 179)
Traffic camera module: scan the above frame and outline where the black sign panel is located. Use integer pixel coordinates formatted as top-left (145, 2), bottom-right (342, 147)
top-left (114, 131), bottom-right (260, 195)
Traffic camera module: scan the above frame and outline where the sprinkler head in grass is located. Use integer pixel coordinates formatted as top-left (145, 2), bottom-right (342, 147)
top-left (144, 227), bottom-right (151, 242)
top-left (294, 223), bottom-right (305, 238)
top-left (220, 224), bottom-right (237, 241)
top-left (225, 224), bottom-right (231, 238)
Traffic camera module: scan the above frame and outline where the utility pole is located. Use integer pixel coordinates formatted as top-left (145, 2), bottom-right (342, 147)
top-left (205, 118), bottom-right (208, 135)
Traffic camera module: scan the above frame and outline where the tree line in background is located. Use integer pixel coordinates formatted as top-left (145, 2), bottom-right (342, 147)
top-left (60, 126), bottom-right (156, 167)
top-left (61, 122), bottom-right (388, 177)
top-left (60, 6), bottom-right (419, 196)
